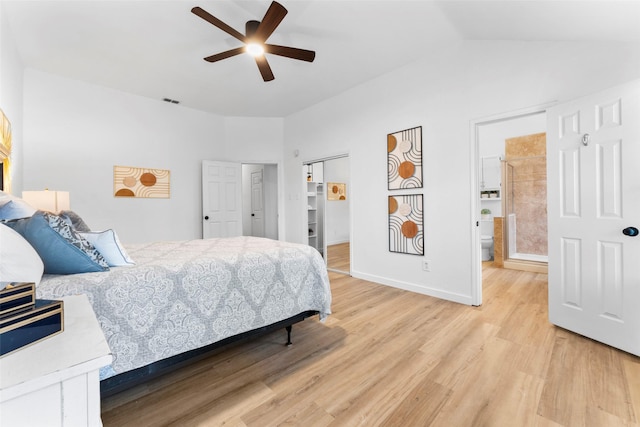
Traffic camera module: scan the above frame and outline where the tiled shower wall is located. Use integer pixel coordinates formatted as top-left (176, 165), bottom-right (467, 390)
top-left (505, 132), bottom-right (547, 256)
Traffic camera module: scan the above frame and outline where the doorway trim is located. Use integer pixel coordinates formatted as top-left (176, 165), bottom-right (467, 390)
top-left (469, 102), bottom-right (555, 306)
top-left (202, 160), bottom-right (284, 240)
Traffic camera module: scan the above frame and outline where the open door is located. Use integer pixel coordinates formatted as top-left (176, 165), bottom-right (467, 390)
top-left (249, 167), bottom-right (265, 237)
top-left (202, 160), bottom-right (242, 238)
top-left (547, 79), bottom-right (640, 355)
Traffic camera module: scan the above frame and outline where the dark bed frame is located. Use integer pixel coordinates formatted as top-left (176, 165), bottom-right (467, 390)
top-left (100, 310), bottom-right (319, 397)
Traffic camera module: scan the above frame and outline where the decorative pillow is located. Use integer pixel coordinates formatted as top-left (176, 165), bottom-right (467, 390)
top-left (59, 210), bottom-right (91, 232)
top-left (5, 211), bottom-right (109, 275)
top-left (0, 199), bottom-right (37, 220)
top-left (0, 224), bottom-right (45, 286)
top-left (0, 190), bottom-right (15, 207)
top-left (79, 230), bottom-right (135, 267)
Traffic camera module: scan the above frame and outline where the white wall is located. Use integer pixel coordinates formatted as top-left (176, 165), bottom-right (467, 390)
top-left (0, 2), bottom-right (24, 193)
top-left (21, 69), bottom-right (284, 243)
top-left (324, 157), bottom-right (350, 245)
top-left (283, 40), bottom-right (640, 304)
top-left (223, 117), bottom-right (284, 164)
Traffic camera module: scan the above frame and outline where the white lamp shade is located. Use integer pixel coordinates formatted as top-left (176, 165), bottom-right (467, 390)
top-left (22, 190), bottom-right (70, 213)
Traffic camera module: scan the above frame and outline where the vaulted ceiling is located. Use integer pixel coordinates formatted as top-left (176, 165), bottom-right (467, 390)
top-left (4, 1), bottom-right (639, 117)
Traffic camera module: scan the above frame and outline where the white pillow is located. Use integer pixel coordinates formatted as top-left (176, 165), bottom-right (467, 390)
top-left (0, 199), bottom-right (37, 220)
top-left (0, 223), bottom-right (44, 286)
top-left (78, 229), bottom-right (135, 267)
top-left (0, 190), bottom-right (14, 207)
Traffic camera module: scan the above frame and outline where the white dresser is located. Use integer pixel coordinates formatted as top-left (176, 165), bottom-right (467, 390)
top-left (0, 294), bottom-right (112, 426)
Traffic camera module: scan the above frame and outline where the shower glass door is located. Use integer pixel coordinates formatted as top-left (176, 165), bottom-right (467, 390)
top-left (503, 151), bottom-right (548, 263)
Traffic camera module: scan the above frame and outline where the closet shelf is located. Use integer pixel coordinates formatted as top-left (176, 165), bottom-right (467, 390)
top-left (306, 181), bottom-right (324, 255)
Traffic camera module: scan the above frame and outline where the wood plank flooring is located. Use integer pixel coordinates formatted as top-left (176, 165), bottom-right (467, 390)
top-left (327, 242), bottom-right (350, 273)
top-left (101, 263), bottom-right (640, 426)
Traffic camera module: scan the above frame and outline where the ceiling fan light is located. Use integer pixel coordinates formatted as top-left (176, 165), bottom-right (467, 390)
top-left (246, 43), bottom-right (265, 57)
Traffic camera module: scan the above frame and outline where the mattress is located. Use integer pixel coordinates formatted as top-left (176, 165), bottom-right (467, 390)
top-left (36, 236), bottom-right (332, 379)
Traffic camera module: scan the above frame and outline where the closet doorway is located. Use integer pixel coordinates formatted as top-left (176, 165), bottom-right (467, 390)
top-left (303, 155), bottom-right (351, 275)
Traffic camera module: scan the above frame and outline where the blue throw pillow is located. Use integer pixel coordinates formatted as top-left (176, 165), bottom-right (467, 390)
top-left (5, 211), bottom-right (109, 275)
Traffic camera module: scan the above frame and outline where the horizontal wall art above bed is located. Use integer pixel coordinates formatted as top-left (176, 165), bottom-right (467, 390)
top-left (113, 165), bottom-right (170, 198)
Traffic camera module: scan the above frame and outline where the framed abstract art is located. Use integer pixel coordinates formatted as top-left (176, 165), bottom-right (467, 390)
top-left (114, 166), bottom-right (170, 198)
top-left (388, 194), bottom-right (424, 255)
top-left (387, 126), bottom-right (422, 190)
top-left (327, 182), bottom-right (346, 201)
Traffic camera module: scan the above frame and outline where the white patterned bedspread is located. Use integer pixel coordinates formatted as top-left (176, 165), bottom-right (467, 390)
top-left (36, 237), bottom-right (332, 379)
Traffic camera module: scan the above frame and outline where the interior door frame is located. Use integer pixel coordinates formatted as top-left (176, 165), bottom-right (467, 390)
top-left (469, 102), bottom-right (555, 305)
top-left (244, 162), bottom-right (281, 240)
top-left (202, 160), bottom-right (284, 241)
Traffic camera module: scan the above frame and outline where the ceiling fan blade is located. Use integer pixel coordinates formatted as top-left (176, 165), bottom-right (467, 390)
top-left (203, 47), bottom-right (246, 63)
top-left (253, 1), bottom-right (288, 42)
top-left (264, 44), bottom-right (315, 62)
top-left (191, 6), bottom-right (247, 43)
top-left (255, 56), bottom-right (275, 82)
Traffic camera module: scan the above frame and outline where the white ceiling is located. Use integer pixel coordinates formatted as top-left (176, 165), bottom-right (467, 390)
top-left (4, 0), bottom-right (640, 117)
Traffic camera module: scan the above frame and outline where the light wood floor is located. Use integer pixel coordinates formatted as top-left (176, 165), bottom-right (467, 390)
top-left (327, 242), bottom-right (350, 273)
top-left (101, 263), bottom-right (640, 426)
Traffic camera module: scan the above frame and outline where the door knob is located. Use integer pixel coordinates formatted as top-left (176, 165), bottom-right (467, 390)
top-left (622, 227), bottom-right (638, 236)
top-left (251, 213), bottom-right (255, 217)
top-left (204, 216), bottom-right (209, 220)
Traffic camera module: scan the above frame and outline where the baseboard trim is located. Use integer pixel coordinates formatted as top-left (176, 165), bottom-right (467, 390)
top-left (350, 270), bottom-right (473, 306)
top-left (503, 259), bottom-right (548, 273)
top-left (326, 240), bottom-right (350, 246)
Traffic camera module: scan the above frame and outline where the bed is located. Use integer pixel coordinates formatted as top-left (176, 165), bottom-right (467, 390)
top-left (32, 235), bottom-right (331, 394)
top-left (0, 200), bottom-right (332, 394)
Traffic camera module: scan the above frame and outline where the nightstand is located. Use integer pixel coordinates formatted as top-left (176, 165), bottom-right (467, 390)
top-left (0, 294), bottom-right (112, 426)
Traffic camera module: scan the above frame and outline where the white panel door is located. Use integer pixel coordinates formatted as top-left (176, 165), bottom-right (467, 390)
top-left (547, 80), bottom-right (640, 355)
top-left (250, 169), bottom-right (265, 237)
top-left (202, 161), bottom-right (242, 238)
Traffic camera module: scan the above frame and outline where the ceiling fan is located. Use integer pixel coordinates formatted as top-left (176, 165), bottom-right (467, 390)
top-left (191, 2), bottom-right (316, 82)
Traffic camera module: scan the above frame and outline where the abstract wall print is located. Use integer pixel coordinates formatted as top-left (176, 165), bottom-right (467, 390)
top-left (389, 194), bottom-right (424, 255)
top-left (114, 166), bottom-right (170, 198)
top-left (388, 126), bottom-right (423, 189)
top-left (327, 182), bottom-right (346, 201)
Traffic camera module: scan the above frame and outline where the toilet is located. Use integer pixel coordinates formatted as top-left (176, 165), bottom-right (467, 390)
top-left (481, 235), bottom-right (494, 261)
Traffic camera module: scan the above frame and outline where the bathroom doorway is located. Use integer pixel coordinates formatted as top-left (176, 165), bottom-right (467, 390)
top-left (471, 105), bottom-right (550, 305)
top-left (479, 113), bottom-right (547, 268)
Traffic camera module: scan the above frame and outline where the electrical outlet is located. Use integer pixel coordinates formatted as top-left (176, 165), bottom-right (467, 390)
top-left (423, 260), bottom-right (431, 272)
